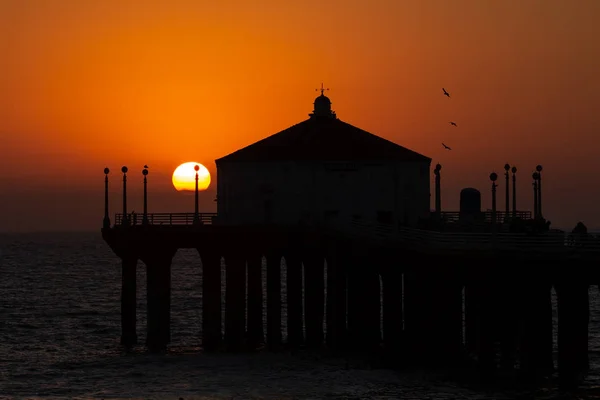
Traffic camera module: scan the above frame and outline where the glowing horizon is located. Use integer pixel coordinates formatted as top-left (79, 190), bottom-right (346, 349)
top-left (172, 162), bottom-right (211, 192)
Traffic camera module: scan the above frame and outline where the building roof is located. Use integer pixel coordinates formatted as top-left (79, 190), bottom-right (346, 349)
top-left (215, 93), bottom-right (431, 164)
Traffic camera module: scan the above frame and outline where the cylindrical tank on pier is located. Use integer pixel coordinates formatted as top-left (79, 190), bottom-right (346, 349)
top-left (459, 188), bottom-right (482, 222)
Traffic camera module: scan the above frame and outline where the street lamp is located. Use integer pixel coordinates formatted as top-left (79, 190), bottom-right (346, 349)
top-left (434, 163), bottom-right (442, 217)
top-left (193, 164), bottom-right (201, 225)
top-left (490, 172), bottom-right (498, 228)
top-left (504, 163), bottom-right (510, 219)
top-left (121, 166), bottom-right (128, 226)
top-left (142, 167), bottom-right (149, 225)
top-left (532, 172), bottom-right (540, 219)
top-left (511, 166), bottom-right (517, 219)
top-left (536, 165), bottom-right (543, 218)
top-left (103, 168), bottom-right (110, 228)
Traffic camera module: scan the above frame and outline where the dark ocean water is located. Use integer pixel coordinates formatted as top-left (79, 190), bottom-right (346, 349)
top-left (1, 232), bottom-right (600, 399)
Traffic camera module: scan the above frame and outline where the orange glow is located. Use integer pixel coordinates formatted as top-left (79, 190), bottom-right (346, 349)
top-left (172, 162), bottom-right (211, 192)
top-left (1, 1), bottom-right (600, 231)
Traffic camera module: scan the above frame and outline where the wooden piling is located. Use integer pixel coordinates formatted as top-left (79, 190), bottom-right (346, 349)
top-left (120, 256), bottom-right (138, 346)
top-left (518, 274), bottom-right (554, 377)
top-left (199, 250), bottom-right (222, 351)
top-left (143, 249), bottom-right (175, 351)
top-left (266, 252), bottom-right (282, 350)
top-left (556, 279), bottom-right (590, 388)
top-left (347, 251), bottom-right (380, 353)
top-left (326, 243), bottom-right (347, 351)
top-left (381, 254), bottom-right (403, 361)
top-left (246, 253), bottom-right (264, 348)
top-left (303, 251), bottom-right (324, 348)
top-left (224, 253), bottom-right (246, 351)
top-left (402, 264), bottom-right (428, 364)
top-left (286, 252), bottom-right (304, 347)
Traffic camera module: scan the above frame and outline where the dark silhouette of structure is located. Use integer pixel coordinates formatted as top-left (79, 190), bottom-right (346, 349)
top-left (101, 91), bottom-right (600, 391)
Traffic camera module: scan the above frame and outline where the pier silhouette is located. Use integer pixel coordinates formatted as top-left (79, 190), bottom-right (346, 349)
top-left (101, 163), bottom-right (600, 390)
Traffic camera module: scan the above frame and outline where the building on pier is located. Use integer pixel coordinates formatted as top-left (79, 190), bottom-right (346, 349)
top-left (215, 89), bottom-right (431, 228)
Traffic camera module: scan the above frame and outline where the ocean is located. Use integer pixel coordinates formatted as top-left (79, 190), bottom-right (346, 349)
top-left (1, 231), bottom-right (600, 399)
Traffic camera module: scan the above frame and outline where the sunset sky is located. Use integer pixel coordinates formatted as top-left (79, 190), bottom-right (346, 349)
top-left (1, 0), bottom-right (599, 232)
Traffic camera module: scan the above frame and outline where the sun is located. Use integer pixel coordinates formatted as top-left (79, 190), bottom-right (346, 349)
top-left (172, 162), bottom-right (211, 192)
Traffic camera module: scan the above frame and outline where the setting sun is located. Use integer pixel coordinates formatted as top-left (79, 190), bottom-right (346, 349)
top-left (172, 162), bottom-right (211, 192)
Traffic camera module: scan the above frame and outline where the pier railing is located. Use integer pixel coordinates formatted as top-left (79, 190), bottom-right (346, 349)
top-left (109, 212), bottom-right (600, 253)
top-left (114, 212), bottom-right (218, 226)
top-left (341, 218), bottom-right (600, 253)
top-left (440, 210), bottom-right (532, 222)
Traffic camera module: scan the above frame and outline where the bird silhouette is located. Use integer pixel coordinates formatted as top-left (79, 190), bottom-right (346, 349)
top-left (449, 122), bottom-right (457, 127)
top-left (442, 88), bottom-right (450, 98)
top-left (442, 143), bottom-right (452, 150)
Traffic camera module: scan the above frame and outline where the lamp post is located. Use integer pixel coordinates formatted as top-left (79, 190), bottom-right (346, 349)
top-left (142, 167), bottom-right (149, 225)
top-left (434, 163), bottom-right (442, 218)
top-left (532, 172), bottom-right (539, 219)
top-left (504, 163), bottom-right (510, 220)
top-left (511, 166), bottom-right (517, 219)
top-left (121, 166), bottom-right (128, 226)
top-left (193, 164), bottom-right (201, 225)
top-left (103, 168), bottom-right (110, 229)
top-left (536, 165), bottom-right (543, 219)
top-left (490, 172), bottom-right (498, 230)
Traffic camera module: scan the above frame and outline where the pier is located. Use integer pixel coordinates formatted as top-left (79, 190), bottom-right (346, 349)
top-left (102, 203), bottom-right (600, 389)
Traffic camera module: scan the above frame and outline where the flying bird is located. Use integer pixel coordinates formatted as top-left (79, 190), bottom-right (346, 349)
top-left (442, 88), bottom-right (450, 98)
top-left (449, 122), bottom-right (457, 127)
top-left (442, 143), bottom-right (452, 150)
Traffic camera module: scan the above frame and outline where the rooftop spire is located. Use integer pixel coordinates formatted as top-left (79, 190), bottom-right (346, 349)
top-left (310, 84), bottom-right (336, 119)
top-left (316, 83), bottom-right (329, 96)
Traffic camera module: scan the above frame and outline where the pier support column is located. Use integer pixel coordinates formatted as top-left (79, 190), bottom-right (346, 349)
top-left (224, 252), bottom-right (246, 352)
top-left (467, 262), bottom-right (497, 373)
top-left (199, 249), bottom-right (222, 351)
top-left (266, 252), bottom-right (282, 350)
top-left (518, 271), bottom-right (554, 378)
top-left (246, 252), bottom-right (264, 349)
top-left (120, 256), bottom-right (138, 346)
top-left (141, 248), bottom-right (176, 352)
top-left (404, 257), bottom-right (463, 366)
top-left (464, 279), bottom-right (479, 356)
top-left (347, 249), bottom-right (380, 353)
top-left (556, 278), bottom-right (589, 388)
top-left (286, 251), bottom-right (304, 347)
top-left (326, 242), bottom-right (348, 352)
top-left (381, 251), bottom-right (403, 363)
top-left (303, 250), bottom-right (324, 349)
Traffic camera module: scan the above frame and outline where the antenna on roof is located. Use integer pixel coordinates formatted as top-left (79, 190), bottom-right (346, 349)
top-left (316, 83), bottom-right (329, 96)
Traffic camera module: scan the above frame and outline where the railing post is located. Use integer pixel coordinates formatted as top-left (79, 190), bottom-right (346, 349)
top-left (170, 214), bottom-right (172, 225)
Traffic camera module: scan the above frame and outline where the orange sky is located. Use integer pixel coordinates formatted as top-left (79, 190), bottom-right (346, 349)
top-left (1, 0), bottom-right (599, 232)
